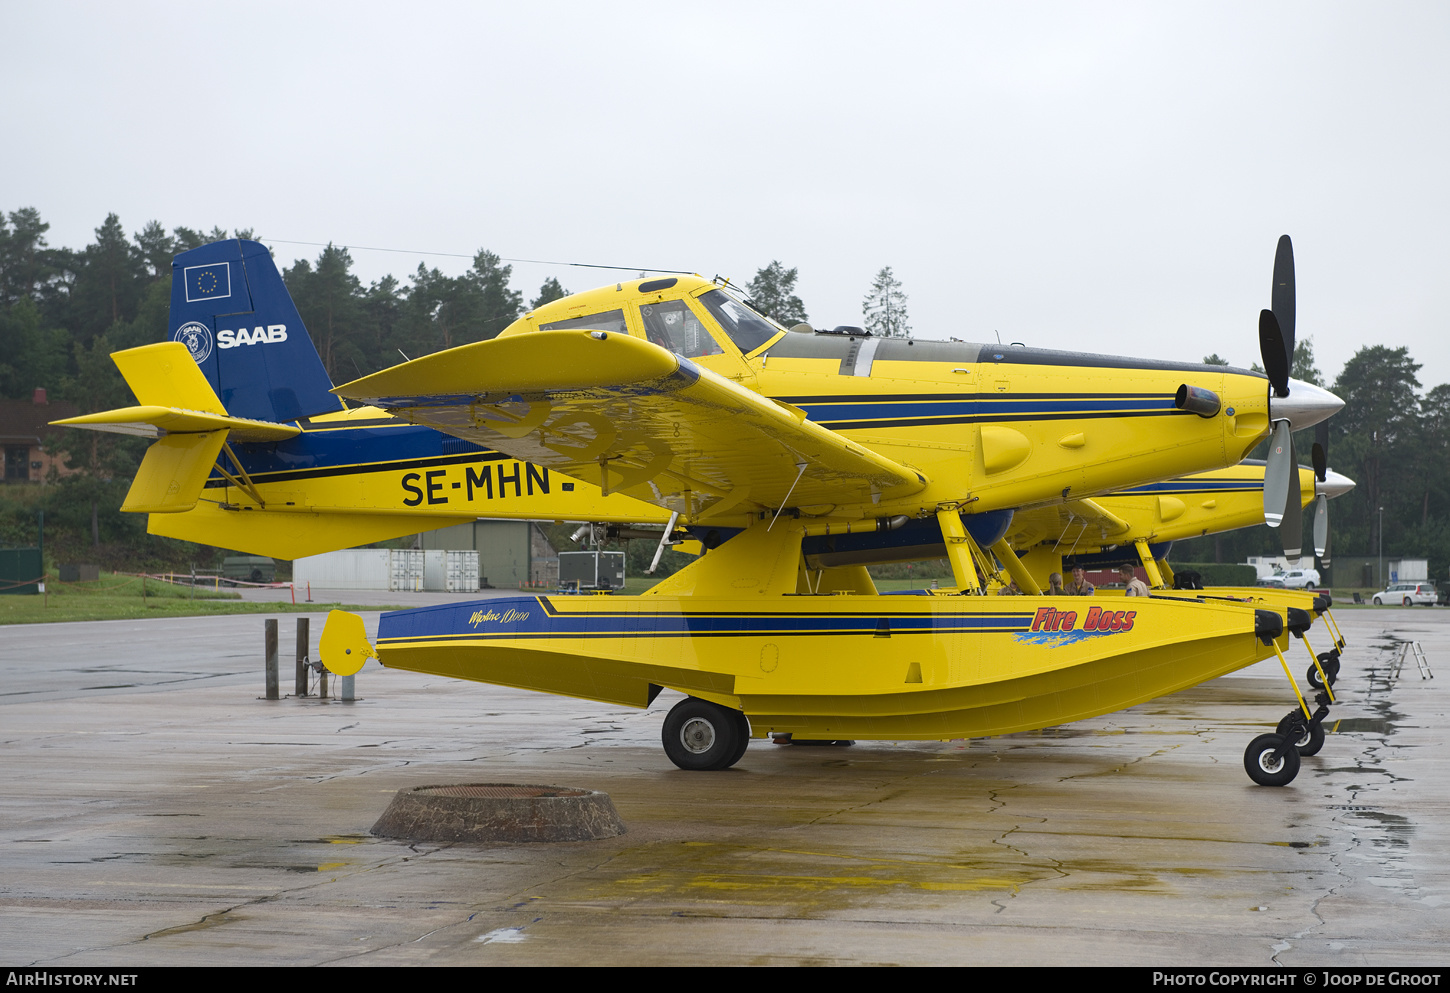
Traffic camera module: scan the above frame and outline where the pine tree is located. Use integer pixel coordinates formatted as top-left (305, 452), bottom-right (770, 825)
top-left (530, 276), bottom-right (570, 310)
top-left (862, 266), bottom-right (910, 338)
top-left (133, 221), bottom-right (174, 283)
top-left (746, 261), bottom-right (807, 326)
top-left (467, 249), bottom-right (523, 341)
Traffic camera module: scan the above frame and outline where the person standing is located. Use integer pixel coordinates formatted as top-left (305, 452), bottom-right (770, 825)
top-left (1065, 566), bottom-right (1095, 596)
top-left (1120, 564), bottom-right (1149, 597)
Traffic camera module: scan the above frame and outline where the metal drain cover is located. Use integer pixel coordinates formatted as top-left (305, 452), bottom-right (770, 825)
top-left (371, 783), bottom-right (626, 843)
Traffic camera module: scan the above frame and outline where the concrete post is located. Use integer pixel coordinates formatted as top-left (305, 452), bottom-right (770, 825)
top-left (295, 617), bottom-right (309, 697)
top-left (264, 619), bottom-right (279, 700)
top-left (341, 674), bottom-right (355, 702)
top-left (319, 666), bottom-right (329, 700)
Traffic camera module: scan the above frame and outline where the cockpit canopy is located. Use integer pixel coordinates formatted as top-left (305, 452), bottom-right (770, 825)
top-left (508, 275), bottom-right (786, 361)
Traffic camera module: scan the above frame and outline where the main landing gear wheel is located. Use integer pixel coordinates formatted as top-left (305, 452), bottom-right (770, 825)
top-left (662, 697), bottom-right (747, 771)
top-left (1244, 733), bottom-right (1301, 786)
top-left (1276, 714), bottom-right (1327, 756)
top-left (727, 710), bottom-right (751, 766)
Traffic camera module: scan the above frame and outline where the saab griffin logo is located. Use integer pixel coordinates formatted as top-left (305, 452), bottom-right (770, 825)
top-left (183, 262), bottom-right (232, 303)
top-left (218, 324), bottom-right (289, 349)
top-left (172, 322), bottom-right (214, 363)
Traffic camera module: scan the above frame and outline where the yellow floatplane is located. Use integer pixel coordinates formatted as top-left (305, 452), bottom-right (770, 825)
top-left (58, 236), bottom-right (1346, 784)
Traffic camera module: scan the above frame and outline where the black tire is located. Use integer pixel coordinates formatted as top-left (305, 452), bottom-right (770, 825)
top-left (662, 697), bottom-right (744, 771)
top-left (727, 710), bottom-right (751, 767)
top-left (1244, 733), bottom-right (1302, 786)
top-left (1373, 596), bottom-right (1383, 606)
top-left (1306, 663), bottom-right (1337, 689)
top-left (1305, 582), bottom-right (1315, 590)
top-left (250, 569), bottom-right (264, 583)
top-left (1404, 597), bottom-right (1413, 607)
top-left (1275, 715), bottom-right (1327, 756)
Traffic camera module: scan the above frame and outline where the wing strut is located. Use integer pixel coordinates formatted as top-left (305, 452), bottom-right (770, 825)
top-left (767, 462), bottom-right (809, 531)
top-left (216, 442), bottom-right (267, 508)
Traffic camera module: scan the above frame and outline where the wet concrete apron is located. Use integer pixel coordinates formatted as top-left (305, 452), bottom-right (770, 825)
top-left (0, 606), bottom-right (1445, 966)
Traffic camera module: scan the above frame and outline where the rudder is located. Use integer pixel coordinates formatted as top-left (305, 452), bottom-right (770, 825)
top-left (169, 239), bottom-right (342, 422)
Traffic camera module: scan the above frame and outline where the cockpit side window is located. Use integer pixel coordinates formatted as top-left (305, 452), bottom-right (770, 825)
top-left (697, 289), bottom-right (784, 354)
top-left (539, 309), bottom-right (630, 334)
top-left (638, 300), bottom-right (723, 358)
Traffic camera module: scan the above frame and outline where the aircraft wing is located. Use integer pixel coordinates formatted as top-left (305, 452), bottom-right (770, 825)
top-left (337, 330), bottom-right (927, 520)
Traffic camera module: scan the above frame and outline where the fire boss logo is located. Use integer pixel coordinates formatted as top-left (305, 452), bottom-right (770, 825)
top-left (1030, 605), bottom-right (1137, 634)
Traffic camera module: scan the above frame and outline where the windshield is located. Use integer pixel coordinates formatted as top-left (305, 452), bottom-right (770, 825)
top-left (697, 289), bottom-right (784, 354)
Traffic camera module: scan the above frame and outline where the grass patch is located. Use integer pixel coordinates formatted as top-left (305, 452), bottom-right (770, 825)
top-left (0, 572), bottom-right (393, 624)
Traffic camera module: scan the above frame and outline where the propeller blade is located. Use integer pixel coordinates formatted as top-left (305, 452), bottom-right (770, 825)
top-left (1259, 310), bottom-right (1290, 398)
top-left (1263, 420), bottom-right (1293, 527)
top-left (1313, 421), bottom-right (1329, 482)
top-left (1281, 435), bottom-right (1303, 559)
top-left (1313, 493), bottom-right (1328, 557)
top-left (1272, 234), bottom-right (1295, 367)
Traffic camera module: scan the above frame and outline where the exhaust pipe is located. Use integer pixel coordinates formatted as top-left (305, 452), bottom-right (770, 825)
top-left (1175, 384), bottom-right (1221, 418)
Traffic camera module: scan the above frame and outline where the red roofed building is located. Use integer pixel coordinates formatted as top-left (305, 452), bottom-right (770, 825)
top-left (0, 389), bottom-right (80, 484)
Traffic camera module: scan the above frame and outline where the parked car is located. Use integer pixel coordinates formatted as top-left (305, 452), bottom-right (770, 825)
top-left (1372, 581), bottom-right (1437, 606)
top-left (1279, 568), bottom-right (1321, 589)
top-left (1256, 575), bottom-right (1287, 588)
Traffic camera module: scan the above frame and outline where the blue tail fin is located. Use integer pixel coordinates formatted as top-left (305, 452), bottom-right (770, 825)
top-left (168, 239), bottom-right (342, 422)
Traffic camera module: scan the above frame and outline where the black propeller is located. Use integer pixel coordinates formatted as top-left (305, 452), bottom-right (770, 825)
top-left (1257, 236), bottom-right (1296, 400)
top-left (1312, 420), bottom-right (1330, 564)
top-left (1259, 310), bottom-right (1291, 399)
top-left (1271, 234), bottom-right (1296, 369)
top-left (1262, 236), bottom-right (1298, 542)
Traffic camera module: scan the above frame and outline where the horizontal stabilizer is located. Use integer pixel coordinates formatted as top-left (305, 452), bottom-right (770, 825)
top-left (55, 405), bottom-right (300, 442)
top-left (122, 431), bottom-right (228, 513)
top-left (52, 343), bottom-right (300, 442)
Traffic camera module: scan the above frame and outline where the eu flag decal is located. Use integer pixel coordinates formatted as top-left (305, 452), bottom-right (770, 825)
top-left (183, 262), bottom-right (232, 303)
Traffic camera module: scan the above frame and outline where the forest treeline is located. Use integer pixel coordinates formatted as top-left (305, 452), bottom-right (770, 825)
top-left (1, 208), bottom-right (1447, 583)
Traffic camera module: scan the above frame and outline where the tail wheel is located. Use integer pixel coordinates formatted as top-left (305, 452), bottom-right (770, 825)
top-left (1306, 660), bottom-right (1338, 689)
top-left (662, 697), bottom-right (746, 771)
top-left (1275, 715), bottom-right (1327, 756)
top-left (1244, 733), bottom-right (1301, 786)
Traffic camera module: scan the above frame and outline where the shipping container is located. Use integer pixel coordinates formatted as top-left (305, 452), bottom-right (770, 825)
top-left (293, 548), bottom-right (479, 592)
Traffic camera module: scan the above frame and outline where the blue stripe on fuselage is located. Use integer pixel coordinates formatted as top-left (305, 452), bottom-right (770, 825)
top-left (211, 420), bottom-right (494, 486)
top-left (376, 596), bottom-right (1036, 643)
top-left (780, 393), bottom-right (1179, 427)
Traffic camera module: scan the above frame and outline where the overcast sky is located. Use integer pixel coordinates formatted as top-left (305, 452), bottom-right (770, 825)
top-left (6, 1), bottom-right (1447, 391)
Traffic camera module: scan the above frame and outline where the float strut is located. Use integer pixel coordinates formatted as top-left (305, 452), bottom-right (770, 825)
top-left (1135, 540), bottom-right (1165, 589)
